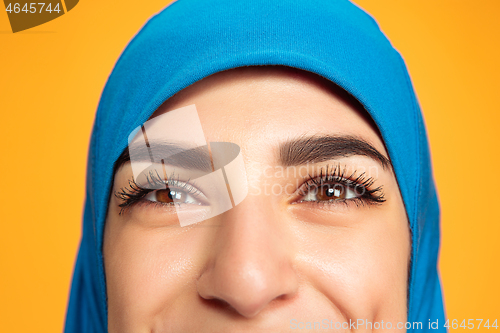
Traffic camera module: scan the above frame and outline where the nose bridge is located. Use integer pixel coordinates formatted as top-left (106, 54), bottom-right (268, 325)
top-left (196, 195), bottom-right (299, 318)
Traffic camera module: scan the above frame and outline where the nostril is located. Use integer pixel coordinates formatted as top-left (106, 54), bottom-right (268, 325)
top-left (198, 295), bottom-right (239, 315)
top-left (275, 292), bottom-right (293, 302)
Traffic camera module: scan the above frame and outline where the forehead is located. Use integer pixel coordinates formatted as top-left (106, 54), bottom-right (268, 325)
top-left (149, 66), bottom-right (388, 160)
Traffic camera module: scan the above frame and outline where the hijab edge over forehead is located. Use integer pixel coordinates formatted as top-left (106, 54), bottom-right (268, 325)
top-left (65, 0), bottom-right (445, 331)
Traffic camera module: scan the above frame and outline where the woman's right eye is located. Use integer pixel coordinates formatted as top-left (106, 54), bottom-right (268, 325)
top-left (144, 187), bottom-right (205, 206)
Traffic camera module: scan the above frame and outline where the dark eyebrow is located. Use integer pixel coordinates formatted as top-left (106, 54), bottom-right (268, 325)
top-left (278, 135), bottom-right (392, 170)
top-left (113, 141), bottom-right (213, 174)
top-left (114, 135), bottom-right (391, 174)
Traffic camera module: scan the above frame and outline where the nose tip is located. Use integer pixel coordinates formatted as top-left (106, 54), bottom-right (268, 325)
top-left (197, 257), bottom-right (298, 318)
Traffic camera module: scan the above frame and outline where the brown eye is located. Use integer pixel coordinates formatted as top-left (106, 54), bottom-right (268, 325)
top-left (144, 186), bottom-right (204, 205)
top-left (316, 184), bottom-right (346, 200)
top-left (300, 183), bottom-right (358, 202)
top-left (155, 188), bottom-right (188, 204)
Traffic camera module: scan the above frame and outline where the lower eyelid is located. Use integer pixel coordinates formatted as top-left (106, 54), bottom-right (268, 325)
top-left (117, 198), bottom-right (176, 216)
top-left (291, 197), bottom-right (361, 210)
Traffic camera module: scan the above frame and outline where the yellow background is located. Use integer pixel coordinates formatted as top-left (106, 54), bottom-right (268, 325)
top-left (1, 0), bottom-right (499, 331)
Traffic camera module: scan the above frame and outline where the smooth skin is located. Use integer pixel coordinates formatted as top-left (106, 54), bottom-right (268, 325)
top-left (104, 66), bottom-right (411, 332)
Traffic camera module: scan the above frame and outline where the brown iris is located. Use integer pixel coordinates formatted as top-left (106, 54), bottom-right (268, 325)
top-left (313, 184), bottom-right (346, 200)
top-left (155, 188), bottom-right (187, 204)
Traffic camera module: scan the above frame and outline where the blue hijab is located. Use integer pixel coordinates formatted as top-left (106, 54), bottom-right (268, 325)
top-left (65, 0), bottom-right (445, 331)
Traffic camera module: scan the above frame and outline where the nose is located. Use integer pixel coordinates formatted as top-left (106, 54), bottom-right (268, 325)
top-left (196, 197), bottom-right (299, 318)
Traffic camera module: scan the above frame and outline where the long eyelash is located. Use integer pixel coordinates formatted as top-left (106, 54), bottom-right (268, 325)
top-left (298, 163), bottom-right (386, 206)
top-left (114, 169), bottom-right (200, 215)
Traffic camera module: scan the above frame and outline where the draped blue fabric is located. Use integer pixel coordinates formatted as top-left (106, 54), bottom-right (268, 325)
top-left (64, 0), bottom-right (446, 331)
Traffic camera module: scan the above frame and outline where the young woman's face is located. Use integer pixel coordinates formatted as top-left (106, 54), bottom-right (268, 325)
top-left (104, 66), bottom-right (411, 332)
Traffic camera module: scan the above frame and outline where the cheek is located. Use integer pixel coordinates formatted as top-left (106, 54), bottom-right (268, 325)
top-left (104, 218), bottom-right (213, 327)
top-left (294, 206), bottom-right (410, 320)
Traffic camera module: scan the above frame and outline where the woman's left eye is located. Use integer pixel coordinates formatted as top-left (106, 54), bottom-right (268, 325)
top-left (144, 187), bottom-right (204, 205)
top-left (300, 183), bottom-right (358, 202)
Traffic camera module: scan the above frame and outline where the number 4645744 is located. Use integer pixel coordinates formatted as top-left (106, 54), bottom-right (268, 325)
top-left (6, 3), bottom-right (61, 14)
top-left (444, 319), bottom-right (498, 329)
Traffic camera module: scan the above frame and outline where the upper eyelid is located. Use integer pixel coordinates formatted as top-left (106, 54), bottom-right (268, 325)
top-left (298, 168), bottom-right (375, 189)
top-left (116, 172), bottom-right (200, 202)
top-left (296, 176), bottom-right (359, 195)
top-left (138, 178), bottom-right (205, 198)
